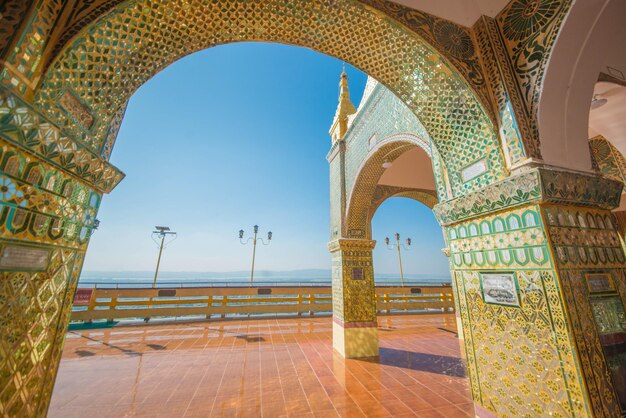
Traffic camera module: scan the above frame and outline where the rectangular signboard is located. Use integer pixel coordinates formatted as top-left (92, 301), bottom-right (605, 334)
top-left (73, 288), bottom-right (93, 306)
top-left (0, 245), bottom-right (50, 270)
top-left (461, 158), bottom-right (488, 182)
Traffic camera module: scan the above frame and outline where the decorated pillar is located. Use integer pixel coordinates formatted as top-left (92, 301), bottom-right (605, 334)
top-left (0, 88), bottom-right (123, 416)
top-left (329, 239), bottom-right (378, 358)
top-left (327, 70), bottom-right (379, 358)
top-left (435, 167), bottom-right (626, 417)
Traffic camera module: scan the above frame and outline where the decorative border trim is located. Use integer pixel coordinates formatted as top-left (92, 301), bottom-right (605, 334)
top-left (0, 86), bottom-right (124, 193)
top-left (434, 168), bottom-right (622, 225)
top-left (328, 239), bottom-right (376, 253)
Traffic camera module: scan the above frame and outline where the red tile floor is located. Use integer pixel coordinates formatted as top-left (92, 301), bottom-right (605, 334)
top-left (48, 314), bottom-right (474, 417)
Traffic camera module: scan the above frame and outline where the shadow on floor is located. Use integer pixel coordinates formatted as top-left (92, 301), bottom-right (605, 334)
top-left (68, 321), bottom-right (118, 331)
top-left (365, 347), bottom-right (467, 378)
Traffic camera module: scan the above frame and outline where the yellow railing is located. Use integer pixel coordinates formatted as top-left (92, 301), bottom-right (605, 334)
top-left (70, 285), bottom-right (454, 322)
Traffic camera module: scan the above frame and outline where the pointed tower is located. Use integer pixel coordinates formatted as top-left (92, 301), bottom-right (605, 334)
top-left (329, 68), bottom-right (357, 143)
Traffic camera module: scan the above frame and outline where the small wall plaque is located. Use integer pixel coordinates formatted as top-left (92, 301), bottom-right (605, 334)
top-left (158, 289), bottom-right (176, 297)
top-left (461, 158), bottom-right (488, 182)
top-left (351, 268), bottom-right (364, 280)
top-left (585, 273), bottom-right (616, 294)
top-left (59, 89), bottom-right (95, 130)
top-left (348, 229), bottom-right (365, 238)
top-left (0, 245), bottom-right (50, 270)
top-left (480, 272), bottom-right (520, 307)
top-left (258, 288), bottom-right (272, 295)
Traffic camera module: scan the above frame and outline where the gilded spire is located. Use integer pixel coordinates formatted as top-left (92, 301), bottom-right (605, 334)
top-left (329, 67), bottom-right (357, 143)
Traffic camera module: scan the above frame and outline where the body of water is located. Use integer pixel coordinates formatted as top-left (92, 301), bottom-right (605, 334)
top-left (78, 270), bottom-right (451, 288)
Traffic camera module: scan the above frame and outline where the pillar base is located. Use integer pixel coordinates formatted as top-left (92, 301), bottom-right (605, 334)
top-left (332, 318), bottom-right (379, 358)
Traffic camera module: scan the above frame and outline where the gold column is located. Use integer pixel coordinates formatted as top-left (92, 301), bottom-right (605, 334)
top-left (0, 87), bottom-right (123, 417)
top-left (435, 167), bottom-right (626, 417)
top-left (329, 239), bottom-right (379, 358)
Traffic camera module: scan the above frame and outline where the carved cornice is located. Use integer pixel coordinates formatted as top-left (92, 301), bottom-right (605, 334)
top-left (328, 239), bottom-right (376, 253)
top-left (0, 87), bottom-right (124, 194)
top-left (434, 167), bottom-right (623, 225)
top-left (494, 0), bottom-right (573, 160)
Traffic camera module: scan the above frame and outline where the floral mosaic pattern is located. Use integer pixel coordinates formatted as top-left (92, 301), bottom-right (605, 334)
top-left (495, 0), bottom-right (573, 160)
top-left (589, 135), bottom-right (626, 188)
top-left (501, 0), bottom-right (561, 41)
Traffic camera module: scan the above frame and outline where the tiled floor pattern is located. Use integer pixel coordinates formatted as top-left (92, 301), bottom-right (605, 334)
top-left (49, 314), bottom-right (473, 417)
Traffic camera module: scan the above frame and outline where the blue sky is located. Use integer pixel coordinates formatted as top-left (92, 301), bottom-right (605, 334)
top-left (83, 43), bottom-right (450, 278)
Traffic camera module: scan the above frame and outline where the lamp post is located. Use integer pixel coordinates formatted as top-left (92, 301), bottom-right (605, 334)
top-left (385, 233), bottom-right (411, 287)
top-left (239, 225), bottom-right (272, 287)
top-left (151, 226), bottom-right (177, 288)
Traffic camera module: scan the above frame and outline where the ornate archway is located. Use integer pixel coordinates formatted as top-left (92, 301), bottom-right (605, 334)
top-left (1, 1), bottom-right (626, 417)
top-left (33, 0), bottom-right (506, 199)
top-left (346, 136), bottom-right (438, 238)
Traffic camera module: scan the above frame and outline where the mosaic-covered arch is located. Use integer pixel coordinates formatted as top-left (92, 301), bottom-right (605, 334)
top-left (370, 186), bottom-right (438, 212)
top-left (589, 134), bottom-right (626, 188)
top-left (34, 0), bottom-right (506, 199)
top-left (346, 136), bottom-right (437, 238)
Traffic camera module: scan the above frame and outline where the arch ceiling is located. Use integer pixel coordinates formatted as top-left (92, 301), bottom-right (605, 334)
top-left (378, 147), bottom-right (436, 191)
top-left (346, 138), bottom-right (436, 237)
top-left (35, 0), bottom-right (506, 200)
top-left (590, 82), bottom-right (626, 157)
top-left (538, 0), bottom-right (626, 171)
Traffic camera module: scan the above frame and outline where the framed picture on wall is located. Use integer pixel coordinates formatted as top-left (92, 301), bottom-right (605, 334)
top-left (585, 273), bottom-right (616, 294)
top-left (480, 272), bottom-right (520, 307)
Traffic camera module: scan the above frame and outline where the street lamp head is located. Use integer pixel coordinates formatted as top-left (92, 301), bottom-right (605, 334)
top-left (239, 229), bottom-right (244, 239)
top-left (385, 237), bottom-right (390, 245)
top-left (155, 226), bottom-right (170, 232)
top-left (93, 219), bottom-right (100, 230)
top-left (253, 225), bottom-right (259, 234)
top-left (406, 238), bottom-right (411, 246)
top-left (267, 231), bottom-right (272, 241)
top-left (395, 232), bottom-right (400, 241)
